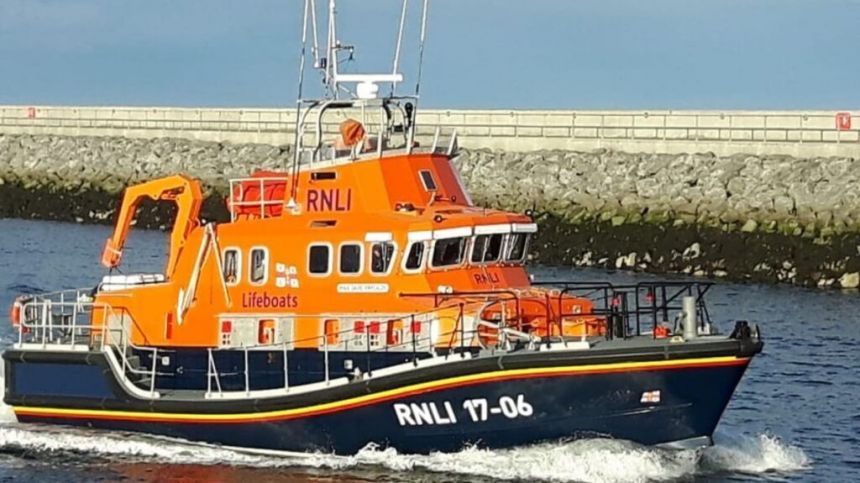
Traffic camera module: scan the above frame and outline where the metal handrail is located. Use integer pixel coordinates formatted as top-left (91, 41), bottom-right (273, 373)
top-left (535, 280), bottom-right (714, 339)
top-left (203, 323), bottom-right (480, 398)
top-left (14, 289), bottom-right (483, 398)
top-left (14, 280), bottom-right (716, 399)
top-left (201, 300), bottom-right (486, 397)
top-left (228, 176), bottom-right (291, 221)
top-left (15, 292), bottom-right (164, 397)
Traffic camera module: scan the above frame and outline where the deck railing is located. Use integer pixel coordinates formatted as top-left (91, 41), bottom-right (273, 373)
top-left (227, 176), bottom-right (291, 221)
top-left (203, 303), bottom-right (474, 398)
top-left (14, 289), bottom-right (163, 397)
top-left (12, 280), bottom-right (714, 399)
top-left (533, 280), bottom-right (714, 338)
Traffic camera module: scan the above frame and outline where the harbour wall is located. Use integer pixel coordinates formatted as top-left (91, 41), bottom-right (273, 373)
top-left (2, 130), bottom-right (860, 288)
top-left (2, 105), bottom-right (859, 158)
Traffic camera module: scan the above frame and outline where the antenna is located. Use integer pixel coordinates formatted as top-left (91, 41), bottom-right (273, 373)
top-left (289, 0), bottom-right (316, 206)
top-left (390, 0), bottom-right (409, 97)
top-left (407, 0), bottom-right (430, 150)
top-left (289, 0), bottom-right (431, 182)
top-left (310, 0), bottom-right (320, 68)
top-left (415, 0), bottom-right (429, 97)
top-left (318, 0), bottom-right (406, 100)
top-left (328, 0), bottom-right (336, 93)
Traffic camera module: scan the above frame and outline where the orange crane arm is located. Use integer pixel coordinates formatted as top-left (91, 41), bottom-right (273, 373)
top-left (101, 175), bottom-right (203, 277)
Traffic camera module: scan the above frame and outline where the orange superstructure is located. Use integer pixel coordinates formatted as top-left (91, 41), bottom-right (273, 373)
top-left (90, 143), bottom-right (602, 351)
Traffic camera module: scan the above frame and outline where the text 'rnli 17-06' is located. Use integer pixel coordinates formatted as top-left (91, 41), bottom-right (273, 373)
top-left (4, 0), bottom-right (762, 455)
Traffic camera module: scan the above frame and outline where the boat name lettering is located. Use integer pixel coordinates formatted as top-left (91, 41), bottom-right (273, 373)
top-left (307, 188), bottom-right (352, 212)
top-left (393, 395), bottom-right (533, 426)
top-left (393, 401), bottom-right (458, 426)
top-left (472, 272), bottom-right (501, 285)
top-left (241, 292), bottom-right (299, 309)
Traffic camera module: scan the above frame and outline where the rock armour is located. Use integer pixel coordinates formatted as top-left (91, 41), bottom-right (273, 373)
top-left (1, 134), bottom-right (858, 288)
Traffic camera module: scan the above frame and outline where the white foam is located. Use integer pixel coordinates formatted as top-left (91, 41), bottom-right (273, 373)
top-left (0, 425), bottom-right (299, 467)
top-left (347, 433), bottom-right (811, 482)
top-left (702, 431), bottom-right (811, 475)
top-left (347, 440), bottom-right (701, 483)
top-left (0, 423), bottom-right (810, 483)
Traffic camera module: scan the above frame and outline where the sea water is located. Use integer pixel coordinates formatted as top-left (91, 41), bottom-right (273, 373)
top-left (0, 218), bottom-right (854, 482)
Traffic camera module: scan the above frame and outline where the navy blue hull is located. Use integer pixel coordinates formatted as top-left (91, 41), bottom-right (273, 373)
top-left (4, 343), bottom-right (759, 454)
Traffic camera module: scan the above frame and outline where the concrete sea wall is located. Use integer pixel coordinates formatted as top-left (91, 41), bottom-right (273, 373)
top-left (3, 105), bottom-right (859, 158)
top-left (1, 133), bottom-right (860, 288)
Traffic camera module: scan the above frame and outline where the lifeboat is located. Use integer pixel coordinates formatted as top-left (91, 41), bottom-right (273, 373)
top-left (2, 0), bottom-right (762, 455)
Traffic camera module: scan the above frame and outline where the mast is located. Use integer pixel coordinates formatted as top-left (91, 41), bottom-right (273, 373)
top-left (287, 0), bottom-right (431, 199)
top-left (327, 0), bottom-right (338, 97)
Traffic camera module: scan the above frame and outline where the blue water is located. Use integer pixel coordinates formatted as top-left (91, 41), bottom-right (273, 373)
top-left (1, 218), bottom-right (857, 482)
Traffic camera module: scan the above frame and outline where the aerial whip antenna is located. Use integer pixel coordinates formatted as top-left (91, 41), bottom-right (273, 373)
top-left (326, 0), bottom-right (338, 98)
top-left (310, 0), bottom-right (320, 68)
top-left (414, 0), bottom-right (429, 97)
top-left (390, 0), bottom-right (409, 97)
top-left (288, 0), bottom-right (315, 208)
top-left (407, 0), bottom-right (429, 149)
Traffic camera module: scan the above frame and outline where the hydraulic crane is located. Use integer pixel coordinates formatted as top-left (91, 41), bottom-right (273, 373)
top-left (100, 175), bottom-right (203, 277)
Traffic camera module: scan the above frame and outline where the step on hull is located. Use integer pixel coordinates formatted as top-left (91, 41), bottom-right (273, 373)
top-left (4, 343), bottom-right (759, 455)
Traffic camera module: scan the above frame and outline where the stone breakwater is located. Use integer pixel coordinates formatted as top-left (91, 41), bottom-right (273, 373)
top-left (1, 133), bottom-right (859, 288)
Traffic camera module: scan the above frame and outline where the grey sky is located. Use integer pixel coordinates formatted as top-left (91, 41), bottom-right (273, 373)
top-left (0, 0), bottom-right (857, 109)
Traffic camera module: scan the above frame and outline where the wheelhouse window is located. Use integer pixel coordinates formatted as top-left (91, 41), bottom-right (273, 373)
top-left (339, 243), bottom-right (362, 275)
top-left (419, 170), bottom-right (437, 191)
top-left (505, 233), bottom-right (530, 262)
top-left (431, 237), bottom-right (466, 268)
top-left (470, 234), bottom-right (504, 263)
top-left (223, 248), bottom-right (240, 285)
top-left (249, 247), bottom-right (268, 284)
top-left (403, 241), bottom-right (425, 272)
top-left (370, 241), bottom-right (396, 275)
top-left (308, 244), bottom-right (332, 275)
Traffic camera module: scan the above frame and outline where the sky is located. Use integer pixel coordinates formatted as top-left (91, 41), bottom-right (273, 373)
top-left (0, 0), bottom-right (857, 109)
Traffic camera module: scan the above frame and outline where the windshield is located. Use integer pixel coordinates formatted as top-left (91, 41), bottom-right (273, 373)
top-left (432, 237), bottom-right (466, 267)
top-left (505, 233), bottom-right (530, 262)
top-left (471, 234), bottom-right (504, 263)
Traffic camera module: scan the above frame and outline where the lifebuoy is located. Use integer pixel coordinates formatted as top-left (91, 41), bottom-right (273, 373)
top-left (258, 320), bottom-right (276, 345)
top-left (386, 325), bottom-right (402, 346)
top-left (9, 296), bottom-right (30, 333)
top-left (9, 299), bottom-right (21, 326)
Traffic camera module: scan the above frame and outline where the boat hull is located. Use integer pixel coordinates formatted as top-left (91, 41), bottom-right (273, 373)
top-left (4, 339), bottom-right (761, 454)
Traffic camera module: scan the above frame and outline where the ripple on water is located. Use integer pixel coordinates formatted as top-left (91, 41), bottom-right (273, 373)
top-left (4, 284), bottom-right (44, 295)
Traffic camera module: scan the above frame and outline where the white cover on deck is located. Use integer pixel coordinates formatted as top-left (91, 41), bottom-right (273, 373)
top-left (99, 273), bottom-right (166, 292)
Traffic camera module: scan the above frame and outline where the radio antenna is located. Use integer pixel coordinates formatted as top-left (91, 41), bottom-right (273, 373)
top-left (390, 0), bottom-right (409, 97)
top-left (288, 0), bottom-right (315, 204)
top-left (414, 0), bottom-right (429, 97)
